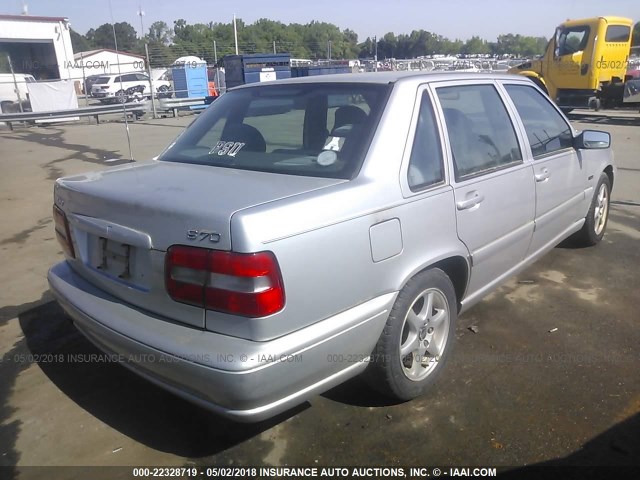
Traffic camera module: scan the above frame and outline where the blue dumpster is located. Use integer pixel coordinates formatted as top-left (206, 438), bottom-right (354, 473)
top-left (224, 53), bottom-right (291, 89)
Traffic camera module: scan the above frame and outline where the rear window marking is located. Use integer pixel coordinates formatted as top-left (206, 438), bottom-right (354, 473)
top-left (323, 136), bottom-right (345, 152)
top-left (317, 150), bottom-right (338, 166)
top-left (209, 141), bottom-right (246, 157)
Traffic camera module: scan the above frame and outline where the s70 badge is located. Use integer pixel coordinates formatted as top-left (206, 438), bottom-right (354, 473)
top-left (186, 230), bottom-right (222, 243)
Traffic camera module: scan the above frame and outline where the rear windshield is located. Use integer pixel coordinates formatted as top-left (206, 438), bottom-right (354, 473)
top-left (94, 77), bottom-right (111, 84)
top-left (158, 83), bottom-right (389, 179)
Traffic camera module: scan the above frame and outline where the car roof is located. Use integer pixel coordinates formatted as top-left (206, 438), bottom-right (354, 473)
top-left (232, 71), bottom-right (525, 89)
top-left (99, 72), bottom-right (147, 78)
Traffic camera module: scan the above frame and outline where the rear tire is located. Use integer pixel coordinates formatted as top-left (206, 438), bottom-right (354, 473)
top-left (365, 268), bottom-right (457, 400)
top-left (572, 172), bottom-right (611, 246)
top-left (115, 90), bottom-right (128, 104)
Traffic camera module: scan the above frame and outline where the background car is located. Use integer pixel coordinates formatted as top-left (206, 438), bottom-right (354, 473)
top-left (90, 72), bottom-right (171, 103)
top-left (82, 74), bottom-right (103, 96)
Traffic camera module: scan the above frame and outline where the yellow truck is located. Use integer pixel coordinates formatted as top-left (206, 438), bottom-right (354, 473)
top-left (510, 16), bottom-right (638, 111)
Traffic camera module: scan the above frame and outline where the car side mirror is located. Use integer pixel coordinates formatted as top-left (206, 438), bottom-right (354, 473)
top-left (575, 130), bottom-right (610, 149)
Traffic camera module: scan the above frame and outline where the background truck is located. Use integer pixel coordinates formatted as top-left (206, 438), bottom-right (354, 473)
top-left (509, 16), bottom-right (639, 111)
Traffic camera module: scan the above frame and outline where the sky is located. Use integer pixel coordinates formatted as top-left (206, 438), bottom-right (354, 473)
top-left (5, 0), bottom-right (640, 42)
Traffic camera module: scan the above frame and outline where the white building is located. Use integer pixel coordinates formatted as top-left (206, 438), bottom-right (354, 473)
top-left (0, 14), bottom-right (74, 80)
top-left (69, 49), bottom-right (146, 82)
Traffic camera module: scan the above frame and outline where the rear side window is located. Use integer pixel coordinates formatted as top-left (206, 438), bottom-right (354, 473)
top-left (504, 84), bottom-right (573, 158)
top-left (407, 91), bottom-right (444, 190)
top-left (605, 25), bottom-right (631, 43)
top-left (159, 83), bottom-right (389, 179)
top-left (436, 84), bottom-right (522, 180)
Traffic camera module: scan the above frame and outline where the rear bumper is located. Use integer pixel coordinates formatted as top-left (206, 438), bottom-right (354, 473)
top-left (48, 261), bottom-right (394, 422)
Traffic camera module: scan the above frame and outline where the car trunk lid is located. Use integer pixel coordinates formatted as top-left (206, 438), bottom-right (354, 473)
top-left (55, 160), bottom-right (343, 327)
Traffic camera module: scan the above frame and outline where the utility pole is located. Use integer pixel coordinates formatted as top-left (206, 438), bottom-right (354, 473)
top-left (80, 52), bottom-right (88, 107)
top-left (7, 55), bottom-right (24, 113)
top-left (233, 14), bottom-right (239, 55)
top-left (374, 35), bottom-right (378, 72)
top-left (328, 40), bottom-right (332, 61)
top-left (138, 5), bottom-right (157, 118)
top-left (273, 40), bottom-right (276, 54)
top-left (214, 39), bottom-right (221, 95)
top-left (145, 43), bottom-right (157, 118)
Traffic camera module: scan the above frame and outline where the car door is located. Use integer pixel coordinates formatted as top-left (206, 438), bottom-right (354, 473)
top-left (502, 82), bottom-right (585, 256)
top-left (432, 81), bottom-right (535, 300)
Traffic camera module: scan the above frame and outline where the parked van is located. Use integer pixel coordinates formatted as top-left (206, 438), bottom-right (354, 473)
top-left (0, 73), bottom-right (35, 113)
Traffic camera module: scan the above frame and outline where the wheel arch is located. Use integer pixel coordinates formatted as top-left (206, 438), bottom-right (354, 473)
top-left (516, 71), bottom-right (548, 94)
top-left (402, 255), bottom-right (470, 313)
top-left (604, 164), bottom-right (614, 190)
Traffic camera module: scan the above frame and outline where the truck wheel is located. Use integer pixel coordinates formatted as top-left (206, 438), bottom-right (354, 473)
top-left (572, 172), bottom-right (611, 246)
top-left (365, 268), bottom-right (457, 400)
top-left (588, 97), bottom-right (601, 111)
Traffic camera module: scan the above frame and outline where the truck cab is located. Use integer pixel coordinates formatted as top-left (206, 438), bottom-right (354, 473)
top-left (510, 16), bottom-right (633, 109)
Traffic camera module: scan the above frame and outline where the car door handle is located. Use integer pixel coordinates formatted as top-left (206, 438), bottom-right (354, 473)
top-left (535, 168), bottom-right (550, 182)
top-left (456, 191), bottom-right (485, 210)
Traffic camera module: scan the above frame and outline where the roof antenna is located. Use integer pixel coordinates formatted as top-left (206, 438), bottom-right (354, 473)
top-left (21, 1), bottom-right (28, 15)
top-left (108, 0), bottom-right (135, 162)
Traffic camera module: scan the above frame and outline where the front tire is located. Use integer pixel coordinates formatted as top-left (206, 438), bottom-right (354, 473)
top-left (366, 268), bottom-right (457, 400)
top-left (157, 85), bottom-right (170, 98)
top-left (572, 172), bottom-right (611, 246)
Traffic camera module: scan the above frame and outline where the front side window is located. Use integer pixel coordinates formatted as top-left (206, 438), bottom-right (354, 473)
top-left (504, 84), bottom-right (573, 158)
top-left (556, 26), bottom-right (590, 56)
top-left (436, 84), bottom-right (522, 180)
top-left (407, 91), bottom-right (444, 190)
top-left (159, 83), bottom-right (389, 179)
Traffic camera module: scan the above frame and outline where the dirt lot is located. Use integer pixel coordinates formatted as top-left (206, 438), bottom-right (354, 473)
top-left (0, 110), bottom-right (639, 477)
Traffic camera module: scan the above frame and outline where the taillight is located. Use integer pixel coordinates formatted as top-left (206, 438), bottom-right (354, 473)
top-left (165, 246), bottom-right (285, 318)
top-left (53, 205), bottom-right (75, 259)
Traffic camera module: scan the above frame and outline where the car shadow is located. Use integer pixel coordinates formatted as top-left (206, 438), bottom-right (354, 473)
top-left (15, 300), bottom-right (307, 459)
top-left (499, 413), bottom-right (640, 478)
top-left (321, 375), bottom-right (401, 408)
top-left (567, 112), bottom-right (640, 127)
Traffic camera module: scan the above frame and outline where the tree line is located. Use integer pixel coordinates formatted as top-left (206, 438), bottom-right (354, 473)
top-left (70, 18), bottom-right (640, 67)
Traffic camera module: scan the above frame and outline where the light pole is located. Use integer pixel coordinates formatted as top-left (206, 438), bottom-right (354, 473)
top-left (137, 6), bottom-right (145, 39)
